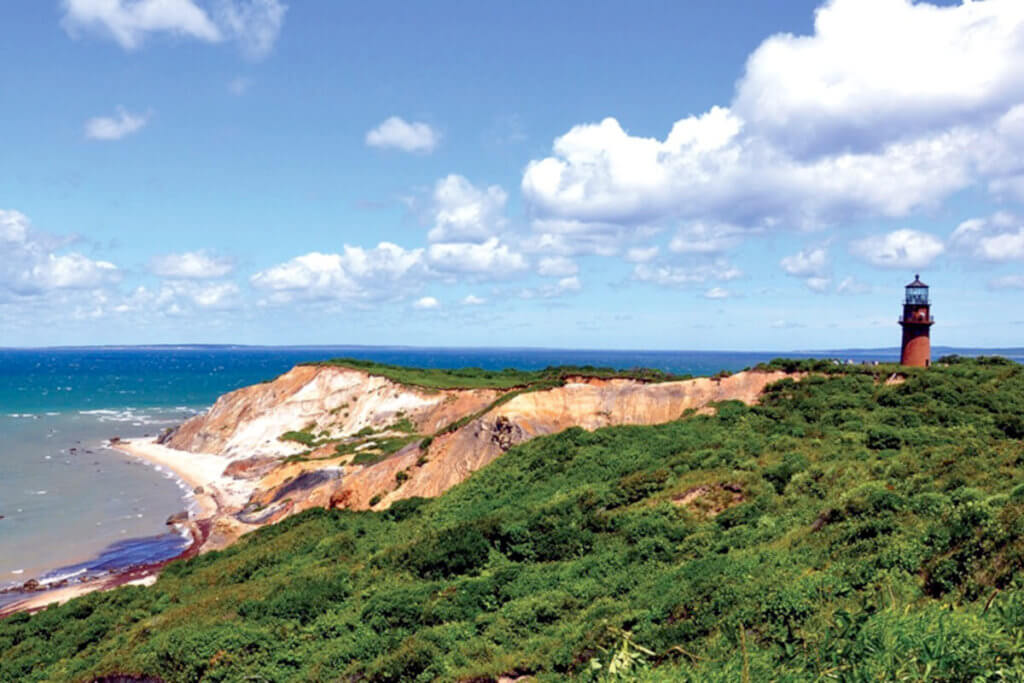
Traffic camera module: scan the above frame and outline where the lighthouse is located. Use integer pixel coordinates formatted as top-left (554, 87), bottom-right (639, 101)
top-left (899, 275), bottom-right (933, 367)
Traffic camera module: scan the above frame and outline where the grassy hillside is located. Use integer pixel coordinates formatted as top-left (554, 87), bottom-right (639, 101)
top-left (4, 357), bottom-right (1024, 681)
top-left (303, 358), bottom-right (689, 390)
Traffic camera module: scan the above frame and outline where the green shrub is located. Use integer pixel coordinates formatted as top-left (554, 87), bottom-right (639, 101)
top-left (867, 427), bottom-right (903, 450)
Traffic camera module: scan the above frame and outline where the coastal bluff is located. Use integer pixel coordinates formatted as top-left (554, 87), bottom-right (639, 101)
top-left (152, 362), bottom-right (797, 549)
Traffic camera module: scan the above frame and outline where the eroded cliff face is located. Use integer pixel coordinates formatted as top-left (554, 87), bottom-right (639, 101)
top-left (167, 365), bottom-right (500, 458)
top-left (162, 365), bottom-right (797, 546)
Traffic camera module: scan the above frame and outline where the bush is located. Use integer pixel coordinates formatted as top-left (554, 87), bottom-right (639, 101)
top-left (404, 523), bottom-right (493, 579)
top-left (239, 575), bottom-right (351, 623)
top-left (866, 427), bottom-right (903, 450)
top-left (996, 413), bottom-right (1024, 439)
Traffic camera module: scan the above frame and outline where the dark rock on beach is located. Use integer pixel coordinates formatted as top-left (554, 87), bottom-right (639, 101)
top-left (156, 427), bottom-right (178, 445)
top-left (165, 511), bottom-right (189, 526)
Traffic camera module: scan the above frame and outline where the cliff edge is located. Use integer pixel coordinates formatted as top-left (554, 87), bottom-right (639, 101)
top-left (153, 364), bottom-right (797, 547)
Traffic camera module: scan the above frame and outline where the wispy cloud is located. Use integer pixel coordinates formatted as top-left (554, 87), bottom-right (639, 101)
top-left (84, 107), bottom-right (149, 141)
top-left (849, 230), bottom-right (944, 270)
top-left (228, 76), bottom-right (252, 95)
top-left (61, 0), bottom-right (286, 59)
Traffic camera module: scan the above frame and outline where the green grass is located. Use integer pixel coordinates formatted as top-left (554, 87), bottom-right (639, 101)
top-left (278, 430), bottom-right (318, 447)
top-left (349, 435), bottom-right (423, 466)
top-left (4, 357), bottom-right (1024, 682)
top-left (303, 358), bottom-right (689, 390)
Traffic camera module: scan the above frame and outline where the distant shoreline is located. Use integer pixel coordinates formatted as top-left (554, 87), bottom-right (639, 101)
top-left (2, 343), bottom-right (1022, 356)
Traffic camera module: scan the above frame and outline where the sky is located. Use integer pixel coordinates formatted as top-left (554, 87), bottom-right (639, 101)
top-left (3, 0), bottom-right (1024, 351)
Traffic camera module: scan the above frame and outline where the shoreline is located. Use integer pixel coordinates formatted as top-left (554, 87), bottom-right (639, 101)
top-left (0, 518), bottom-right (210, 618)
top-left (110, 438), bottom-right (225, 520)
top-left (0, 438), bottom-right (232, 619)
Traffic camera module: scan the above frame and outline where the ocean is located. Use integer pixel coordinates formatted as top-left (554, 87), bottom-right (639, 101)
top-left (1, 344), bottom-right (1021, 601)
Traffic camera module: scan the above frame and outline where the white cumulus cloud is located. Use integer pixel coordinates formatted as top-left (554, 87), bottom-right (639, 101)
top-left (521, 0), bottom-right (1024, 238)
top-left (413, 296), bottom-right (439, 310)
top-left (366, 116), bottom-right (440, 153)
top-left (0, 209), bottom-right (121, 296)
top-left (427, 238), bottom-right (527, 276)
top-left (461, 294), bottom-right (486, 305)
top-left (150, 250), bottom-right (235, 279)
top-left (116, 280), bottom-right (241, 315)
top-left (84, 107), bottom-right (148, 140)
top-left (427, 175), bottom-right (507, 242)
top-left (734, 0), bottom-right (1024, 155)
top-left (780, 247), bottom-right (829, 277)
top-left (61, 0), bottom-right (221, 49)
top-left (250, 243), bottom-right (425, 303)
top-left (850, 229), bottom-right (945, 269)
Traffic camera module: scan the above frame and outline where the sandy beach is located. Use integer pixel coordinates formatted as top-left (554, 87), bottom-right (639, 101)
top-left (0, 439), bottom-right (235, 618)
top-left (111, 438), bottom-right (227, 519)
top-left (0, 522), bottom-right (205, 618)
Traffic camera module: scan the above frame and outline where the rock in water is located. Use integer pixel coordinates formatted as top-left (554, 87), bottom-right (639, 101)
top-left (166, 510), bottom-right (189, 525)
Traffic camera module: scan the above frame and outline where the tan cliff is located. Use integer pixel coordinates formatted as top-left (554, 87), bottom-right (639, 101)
top-left (150, 365), bottom-right (797, 549)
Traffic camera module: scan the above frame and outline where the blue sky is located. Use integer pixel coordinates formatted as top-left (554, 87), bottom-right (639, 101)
top-left (3, 0), bottom-right (1023, 350)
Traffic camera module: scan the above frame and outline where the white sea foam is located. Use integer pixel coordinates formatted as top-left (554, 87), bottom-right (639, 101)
top-left (79, 408), bottom-right (181, 426)
top-left (39, 568), bottom-right (86, 586)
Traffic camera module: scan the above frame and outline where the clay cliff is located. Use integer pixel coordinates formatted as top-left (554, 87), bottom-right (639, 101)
top-left (159, 364), bottom-right (796, 547)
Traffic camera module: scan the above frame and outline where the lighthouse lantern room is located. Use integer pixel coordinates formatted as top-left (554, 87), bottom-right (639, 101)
top-left (899, 274), bottom-right (933, 367)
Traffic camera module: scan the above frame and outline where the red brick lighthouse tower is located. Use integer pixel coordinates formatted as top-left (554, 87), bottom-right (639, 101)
top-left (899, 274), bottom-right (933, 367)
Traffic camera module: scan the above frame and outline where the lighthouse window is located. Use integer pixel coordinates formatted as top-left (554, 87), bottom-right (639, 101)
top-left (905, 287), bottom-right (928, 305)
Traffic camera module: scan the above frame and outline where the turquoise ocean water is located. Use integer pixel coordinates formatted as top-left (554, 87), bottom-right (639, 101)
top-left (1, 344), bottom-right (1020, 601)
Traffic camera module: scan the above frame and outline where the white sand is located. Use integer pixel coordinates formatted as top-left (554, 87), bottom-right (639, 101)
top-left (111, 438), bottom-right (247, 518)
top-left (0, 441), bottom-right (256, 617)
top-left (0, 582), bottom-right (99, 614)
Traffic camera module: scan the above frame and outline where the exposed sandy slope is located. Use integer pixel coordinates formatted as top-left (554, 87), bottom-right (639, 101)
top-left (167, 365), bottom-right (499, 457)
top-left (338, 370), bottom-right (795, 509)
top-left (146, 366), bottom-right (799, 542)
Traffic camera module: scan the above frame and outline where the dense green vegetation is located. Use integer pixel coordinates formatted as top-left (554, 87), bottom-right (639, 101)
top-left (4, 357), bottom-right (1024, 681)
top-left (304, 358), bottom-right (688, 390)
